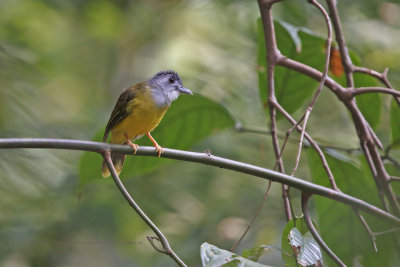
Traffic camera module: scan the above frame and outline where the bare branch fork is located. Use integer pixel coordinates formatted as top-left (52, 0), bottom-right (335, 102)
top-left (289, 0), bottom-right (333, 178)
top-left (325, 0), bottom-right (400, 215)
top-left (257, 0), bottom-right (400, 264)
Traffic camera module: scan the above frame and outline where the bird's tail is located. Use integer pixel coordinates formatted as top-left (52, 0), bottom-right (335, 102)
top-left (102, 151), bottom-right (126, 178)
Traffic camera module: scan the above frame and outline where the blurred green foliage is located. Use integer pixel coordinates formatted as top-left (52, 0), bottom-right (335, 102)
top-left (0, 0), bottom-right (399, 266)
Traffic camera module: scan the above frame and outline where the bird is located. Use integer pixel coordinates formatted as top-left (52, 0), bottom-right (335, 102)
top-left (101, 70), bottom-right (192, 178)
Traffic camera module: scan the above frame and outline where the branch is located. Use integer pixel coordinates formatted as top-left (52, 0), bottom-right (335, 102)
top-left (272, 101), bottom-right (338, 189)
top-left (353, 208), bottom-right (377, 252)
top-left (351, 87), bottom-right (400, 98)
top-left (352, 67), bottom-right (400, 104)
top-left (230, 180), bottom-right (272, 251)
top-left (354, 208), bottom-right (400, 254)
top-left (257, 0), bottom-right (292, 221)
top-left (326, 0), bottom-right (400, 215)
top-left (383, 143), bottom-right (400, 171)
top-left (278, 56), bottom-right (345, 93)
top-left (302, 192), bottom-right (346, 267)
top-left (236, 124), bottom-right (361, 154)
top-left (273, 1), bottom-right (400, 214)
top-left (1, 138), bottom-right (400, 225)
top-left (391, 176), bottom-right (400, 182)
top-left (290, 0), bottom-right (332, 177)
top-left (353, 66), bottom-right (392, 88)
top-left (326, 0), bottom-right (354, 87)
top-left (103, 151), bottom-right (187, 267)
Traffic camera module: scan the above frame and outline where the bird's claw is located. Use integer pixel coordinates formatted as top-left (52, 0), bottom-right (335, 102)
top-left (125, 133), bottom-right (139, 154)
top-left (127, 141), bottom-right (139, 154)
top-left (155, 144), bottom-right (163, 157)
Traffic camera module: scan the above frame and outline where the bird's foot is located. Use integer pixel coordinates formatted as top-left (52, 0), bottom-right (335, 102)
top-left (124, 133), bottom-right (139, 154)
top-left (127, 140), bottom-right (139, 154)
top-left (146, 132), bottom-right (163, 157)
top-left (154, 143), bottom-right (164, 157)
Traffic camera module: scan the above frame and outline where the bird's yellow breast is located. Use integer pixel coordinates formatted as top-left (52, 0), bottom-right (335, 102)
top-left (110, 87), bottom-right (168, 144)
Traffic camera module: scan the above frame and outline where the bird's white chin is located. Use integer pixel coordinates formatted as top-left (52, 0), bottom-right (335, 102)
top-left (152, 88), bottom-right (180, 107)
top-left (167, 90), bottom-right (180, 103)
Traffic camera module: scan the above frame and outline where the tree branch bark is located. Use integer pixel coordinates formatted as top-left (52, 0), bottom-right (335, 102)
top-left (1, 138), bottom-right (399, 225)
top-left (103, 151), bottom-right (187, 267)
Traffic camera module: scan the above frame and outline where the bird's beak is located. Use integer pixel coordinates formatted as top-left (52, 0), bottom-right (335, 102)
top-left (178, 86), bottom-right (193, 95)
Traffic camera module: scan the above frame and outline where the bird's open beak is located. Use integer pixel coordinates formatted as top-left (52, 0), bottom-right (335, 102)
top-left (178, 86), bottom-right (193, 95)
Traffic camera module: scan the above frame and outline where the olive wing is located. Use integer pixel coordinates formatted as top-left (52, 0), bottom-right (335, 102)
top-left (103, 88), bottom-right (136, 142)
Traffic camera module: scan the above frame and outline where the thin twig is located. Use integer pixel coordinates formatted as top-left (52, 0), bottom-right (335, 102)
top-left (353, 66), bottom-right (391, 87)
top-left (367, 122), bottom-right (384, 150)
top-left (375, 228), bottom-right (400, 236)
top-left (230, 180), bottom-right (272, 251)
top-left (273, 119), bottom-right (302, 172)
top-left (390, 176), bottom-right (400, 182)
top-left (351, 87), bottom-right (400, 98)
top-left (257, 0), bottom-right (292, 221)
top-left (354, 209), bottom-right (400, 253)
top-left (103, 151), bottom-right (187, 267)
top-left (353, 208), bottom-right (377, 252)
top-left (352, 67), bottom-right (400, 104)
top-left (301, 192), bottom-right (347, 267)
top-left (237, 124), bottom-right (361, 153)
top-left (0, 138), bottom-right (399, 224)
top-left (147, 236), bottom-right (166, 253)
top-left (326, 0), bottom-right (354, 88)
top-left (290, 0), bottom-right (332, 177)
top-left (383, 143), bottom-right (400, 170)
top-left (361, 141), bottom-right (390, 212)
top-left (385, 156), bottom-right (400, 170)
top-left (272, 101), bottom-right (338, 189)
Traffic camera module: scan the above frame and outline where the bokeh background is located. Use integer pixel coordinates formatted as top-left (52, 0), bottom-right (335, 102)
top-left (0, 0), bottom-right (399, 266)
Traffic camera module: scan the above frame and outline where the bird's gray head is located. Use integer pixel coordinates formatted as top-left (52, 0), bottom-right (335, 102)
top-left (148, 70), bottom-right (193, 107)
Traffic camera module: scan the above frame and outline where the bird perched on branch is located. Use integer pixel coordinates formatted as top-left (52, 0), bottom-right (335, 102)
top-left (101, 70), bottom-right (192, 178)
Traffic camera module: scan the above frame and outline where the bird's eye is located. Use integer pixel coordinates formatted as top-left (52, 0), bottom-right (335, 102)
top-left (168, 78), bottom-right (174, 84)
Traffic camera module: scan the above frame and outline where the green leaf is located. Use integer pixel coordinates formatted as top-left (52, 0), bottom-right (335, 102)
top-left (241, 245), bottom-right (285, 262)
top-left (391, 99), bottom-right (400, 148)
top-left (241, 246), bottom-right (266, 262)
top-left (288, 228), bottom-right (323, 266)
top-left (200, 242), bottom-right (272, 267)
top-left (78, 94), bottom-right (236, 186)
top-left (257, 19), bottom-right (326, 119)
top-left (306, 148), bottom-right (396, 266)
top-left (281, 217), bottom-right (309, 267)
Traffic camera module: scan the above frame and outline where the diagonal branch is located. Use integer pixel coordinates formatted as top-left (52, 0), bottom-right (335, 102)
top-left (230, 180), bottom-right (272, 251)
top-left (326, 0), bottom-right (354, 88)
top-left (102, 151), bottom-right (187, 267)
top-left (272, 101), bottom-right (338, 189)
top-left (353, 208), bottom-right (377, 252)
top-left (302, 192), bottom-right (346, 266)
top-left (290, 0), bottom-right (333, 177)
